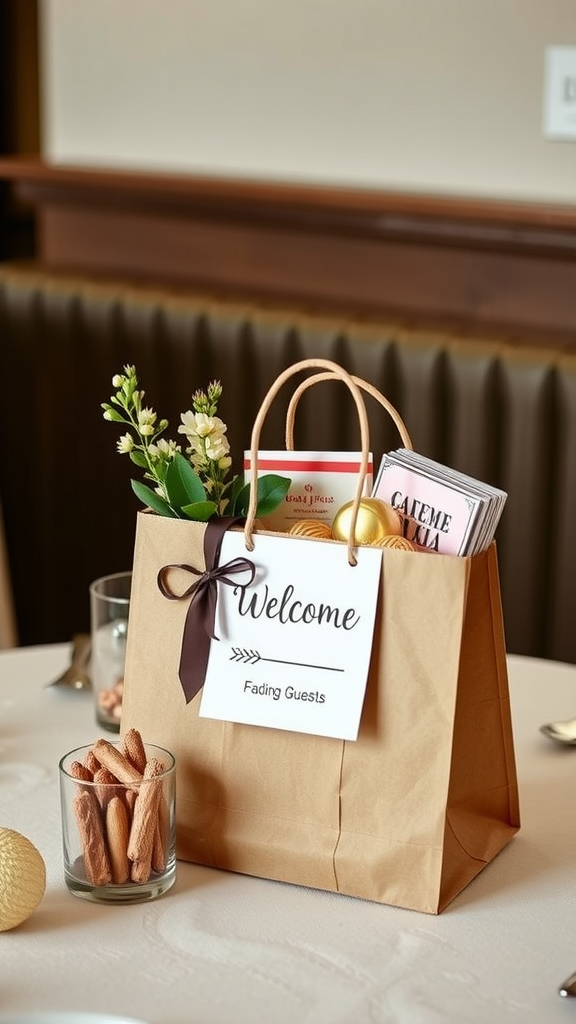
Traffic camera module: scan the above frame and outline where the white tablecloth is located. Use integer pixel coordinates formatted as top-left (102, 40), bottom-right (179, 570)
top-left (1, 644), bottom-right (576, 1023)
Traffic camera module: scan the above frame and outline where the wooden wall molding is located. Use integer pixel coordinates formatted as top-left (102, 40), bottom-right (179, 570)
top-left (1, 157), bottom-right (576, 345)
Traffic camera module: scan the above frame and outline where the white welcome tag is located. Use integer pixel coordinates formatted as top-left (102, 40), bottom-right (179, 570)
top-left (199, 531), bottom-right (382, 740)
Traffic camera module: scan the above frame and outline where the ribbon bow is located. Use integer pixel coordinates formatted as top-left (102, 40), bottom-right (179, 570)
top-left (157, 517), bottom-right (255, 703)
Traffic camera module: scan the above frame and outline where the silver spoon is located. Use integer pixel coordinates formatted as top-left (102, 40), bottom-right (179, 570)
top-left (46, 633), bottom-right (92, 690)
top-left (539, 717), bottom-right (576, 745)
top-left (559, 971), bottom-right (576, 996)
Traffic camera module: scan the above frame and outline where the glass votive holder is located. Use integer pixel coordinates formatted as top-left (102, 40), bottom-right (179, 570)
top-left (90, 571), bottom-right (132, 733)
top-left (59, 740), bottom-right (176, 904)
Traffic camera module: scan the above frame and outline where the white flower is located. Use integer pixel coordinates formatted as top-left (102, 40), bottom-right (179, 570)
top-left (205, 433), bottom-right (230, 462)
top-left (116, 434), bottom-right (134, 453)
top-left (193, 412), bottom-right (215, 438)
top-left (178, 412), bottom-right (228, 442)
top-left (138, 407), bottom-right (157, 437)
top-left (148, 438), bottom-right (180, 459)
top-left (178, 410), bottom-right (200, 439)
top-left (185, 434), bottom-right (206, 458)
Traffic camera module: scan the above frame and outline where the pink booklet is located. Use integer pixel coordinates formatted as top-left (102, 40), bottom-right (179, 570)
top-left (244, 450), bottom-right (373, 532)
top-left (372, 449), bottom-right (506, 556)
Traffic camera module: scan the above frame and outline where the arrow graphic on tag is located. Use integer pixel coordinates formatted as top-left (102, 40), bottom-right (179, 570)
top-left (230, 648), bottom-right (261, 664)
top-left (229, 647), bottom-right (344, 672)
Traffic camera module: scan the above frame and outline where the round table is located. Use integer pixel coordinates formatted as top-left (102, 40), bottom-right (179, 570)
top-left (1, 643), bottom-right (575, 1023)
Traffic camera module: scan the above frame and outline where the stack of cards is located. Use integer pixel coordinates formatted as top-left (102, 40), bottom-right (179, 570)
top-left (372, 448), bottom-right (507, 556)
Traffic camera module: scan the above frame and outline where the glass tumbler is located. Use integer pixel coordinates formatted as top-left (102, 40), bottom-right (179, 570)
top-left (59, 741), bottom-right (176, 903)
top-left (90, 571), bottom-right (131, 732)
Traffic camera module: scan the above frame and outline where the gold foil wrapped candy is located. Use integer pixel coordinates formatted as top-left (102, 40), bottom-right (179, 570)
top-left (376, 535), bottom-right (416, 551)
top-left (288, 520), bottom-right (334, 540)
top-left (331, 498), bottom-right (402, 546)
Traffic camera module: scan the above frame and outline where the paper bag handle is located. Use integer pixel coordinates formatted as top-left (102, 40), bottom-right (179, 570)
top-left (245, 358), bottom-right (376, 566)
top-left (284, 372), bottom-right (413, 452)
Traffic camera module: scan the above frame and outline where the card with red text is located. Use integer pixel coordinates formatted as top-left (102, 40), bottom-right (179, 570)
top-left (244, 450), bottom-right (373, 531)
top-left (199, 530), bottom-right (382, 740)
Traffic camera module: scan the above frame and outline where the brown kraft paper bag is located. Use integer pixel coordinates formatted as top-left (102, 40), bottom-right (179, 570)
top-left (120, 359), bottom-right (520, 914)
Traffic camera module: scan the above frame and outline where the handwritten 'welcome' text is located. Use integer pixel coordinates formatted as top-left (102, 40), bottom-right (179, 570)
top-left (234, 583), bottom-right (360, 630)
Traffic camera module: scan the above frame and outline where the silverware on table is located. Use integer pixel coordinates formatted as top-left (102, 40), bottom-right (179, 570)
top-left (539, 717), bottom-right (576, 745)
top-left (559, 971), bottom-right (576, 997)
top-left (45, 633), bottom-right (92, 690)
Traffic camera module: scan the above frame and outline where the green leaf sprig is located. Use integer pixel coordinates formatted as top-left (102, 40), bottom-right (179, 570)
top-left (102, 366), bottom-right (290, 521)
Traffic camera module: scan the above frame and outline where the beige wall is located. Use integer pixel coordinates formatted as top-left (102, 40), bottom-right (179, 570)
top-left (39, 0), bottom-right (576, 201)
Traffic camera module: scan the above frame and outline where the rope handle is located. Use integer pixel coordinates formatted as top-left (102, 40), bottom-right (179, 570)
top-left (284, 371), bottom-right (413, 452)
top-left (245, 359), bottom-right (410, 565)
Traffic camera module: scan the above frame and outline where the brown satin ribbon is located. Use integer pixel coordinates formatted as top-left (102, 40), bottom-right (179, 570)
top-left (157, 516), bottom-right (255, 703)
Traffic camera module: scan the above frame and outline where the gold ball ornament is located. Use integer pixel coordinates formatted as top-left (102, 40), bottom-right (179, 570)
top-left (0, 827), bottom-right (46, 931)
top-left (331, 497), bottom-right (402, 546)
top-left (288, 520), bottom-right (333, 540)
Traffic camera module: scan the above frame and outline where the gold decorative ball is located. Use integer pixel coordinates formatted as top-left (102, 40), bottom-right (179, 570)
top-left (332, 498), bottom-right (402, 546)
top-left (376, 535), bottom-right (416, 551)
top-left (0, 827), bottom-right (46, 931)
top-left (288, 520), bottom-right (333, 540)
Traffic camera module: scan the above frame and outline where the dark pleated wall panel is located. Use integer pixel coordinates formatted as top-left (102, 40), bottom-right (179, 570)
top-left (444, 339), bottom-right (503, 484)
top-left (548, 355), bottom-right (576, 663)
top-left (0, 266), bottom-right (574, 663)
top-left (389, 332), bottom-right (450, 460)
top-left (496, 350), bottom-right (558, 658)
